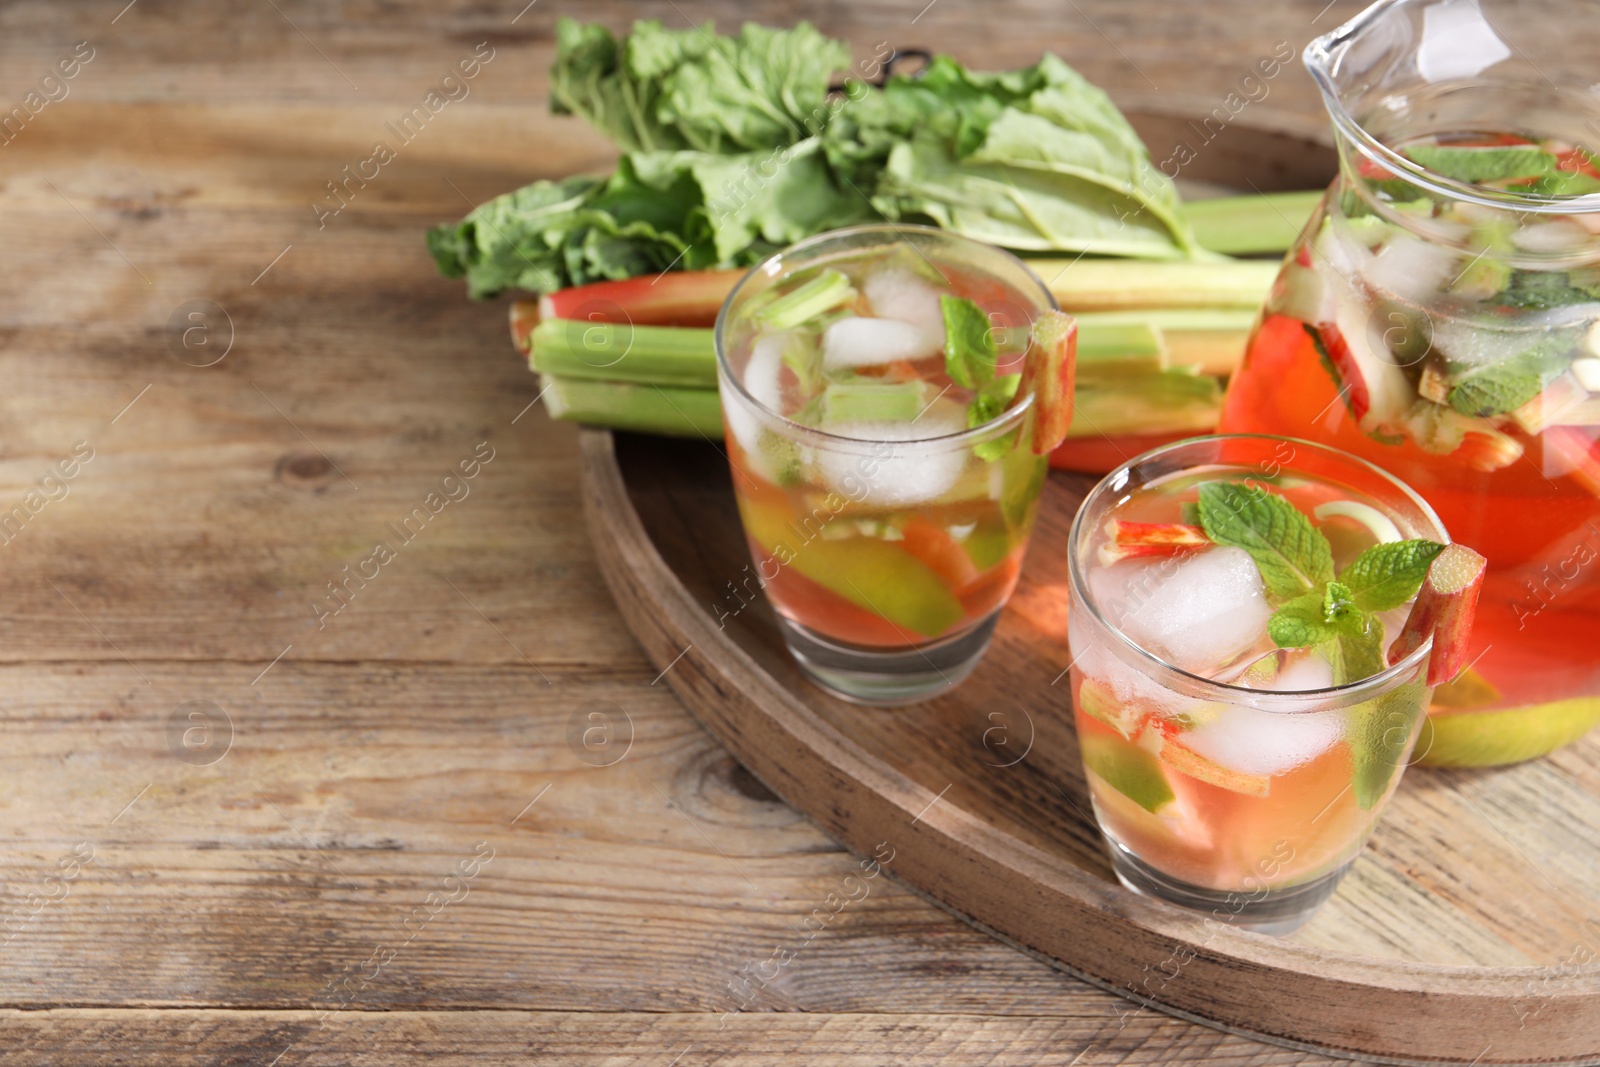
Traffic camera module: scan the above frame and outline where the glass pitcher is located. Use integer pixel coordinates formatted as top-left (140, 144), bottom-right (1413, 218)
top-left (1220, 0), bottom-right (1600, 766)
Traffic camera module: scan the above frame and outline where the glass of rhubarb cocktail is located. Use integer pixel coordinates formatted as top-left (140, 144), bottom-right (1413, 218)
top-left (1068, 435), bottom-right (1482, 932)
top-left (715, 225), bottom-right (1072, 704)
top-left (1221, 0), bottom-right (1600, 765)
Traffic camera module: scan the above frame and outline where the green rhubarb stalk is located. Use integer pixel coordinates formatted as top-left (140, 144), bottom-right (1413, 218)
top-left (539, 368), bottom-right (1225, 442)
top-left (821, 380), bottom-right (929, 424)
top-left (1184, 191), bottom-right (1324, 256)
top-left (525, 259), bottom-right (1279, 333)
top-left (540, 376), bottom-right (723, 438)
top-left (1027, 259), bottom-right (1279, 312)
top-left (533, 317), bottom-right (1180, 386)
top-left (754, 269), bottom-right (856, 330)
top-left (1066, 370), bottom-right (1222, 438)
top-left (529, 318), bottom-right (718, 389)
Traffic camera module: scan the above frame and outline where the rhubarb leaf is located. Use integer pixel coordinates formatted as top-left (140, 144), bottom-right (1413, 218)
top-left (1339, 539), bottom-right (1446, 613)
top-left (550, 18), bottom-right (849, 154)
top-left (1197, 482), bottom-right (1335, 601)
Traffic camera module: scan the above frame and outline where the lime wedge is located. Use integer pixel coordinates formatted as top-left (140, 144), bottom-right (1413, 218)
top-left (1418, 694), bottom-right (1600, 767)
top-left (1081, 731), bottom-right (1175, 814)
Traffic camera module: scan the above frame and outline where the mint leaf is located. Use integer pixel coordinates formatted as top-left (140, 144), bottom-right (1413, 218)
top-left (942, 295), bottom-right (997, 389)
top-left (1499, 269), bottom-right (1600, 310)
top-left (1447, 340), bottom-right (1570, 417)
top-left (1402, 144), bottom-right (1557, 184)
top-left (1197, 482), bottom-right (1335, 602)
top-left (1327, 623), bottom-right (1385, 686)
top-left (1267, 581), bottom-right (1364, 648)
top-left (1346, 680), bottom-right (1427, 809)
top-left (1339, 539), bottom-right (1445, 613)
top-left (1267, 589), bottom-right (1338, 648)
top-left (968, 373), bottom-right (1021, 461)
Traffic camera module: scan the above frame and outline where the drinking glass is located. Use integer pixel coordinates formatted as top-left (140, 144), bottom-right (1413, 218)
top-left (715, 225), bottom-right (1056, 704)
top-left (1067, 435), bottom-right (1449, 933)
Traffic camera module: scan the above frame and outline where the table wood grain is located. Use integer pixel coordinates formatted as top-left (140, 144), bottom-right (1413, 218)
top-left (0, 1), bottom-right (1547, 1062)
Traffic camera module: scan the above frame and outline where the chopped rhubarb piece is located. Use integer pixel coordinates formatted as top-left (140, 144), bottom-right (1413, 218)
top-left (1455, 428), bottom-right (1525, 472)
top-left (1313, 500), bottom-right (1402, 544)
top-left (1137, 725), bottom-right (1271, 797)
top-left (898, 517), bottom-right (981, 592)
top-left (1016, 310), bottom-right (1078, 454)
top-left (1388, 543), bottom-right (1487, 686)
top-left (1418, 364), bottom-right (1451, 405)
top-left (1104, 519), bottom-right (1208, 547)
top-left (1097, 541), bottom-right (1205, 566)
top-left (510, 300), bottom-right (540, 354)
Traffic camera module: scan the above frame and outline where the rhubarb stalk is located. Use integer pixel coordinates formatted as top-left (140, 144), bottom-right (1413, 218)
top-left (1387, 543), bottom-right (1488, 686)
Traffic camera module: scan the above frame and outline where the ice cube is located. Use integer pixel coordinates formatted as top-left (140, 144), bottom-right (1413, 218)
top-left (813, 403), bottom-right (968, 507)
top-left (863, 265), bottom-right (946, 351)
top-left (822, 316), bottom-right (940, 370)
top-left (1179, 702), bottom-right (1343, 778)
top-left (1364, 232), bottom-right (1459, 304)
top-left (1090, 547), bottom-right (1273, 676)
top-left (1264, 649), bottom-right (1336, 692)
top-left (744, 333), bottom-right (788, 411)
top-left (724, 334), bottom-right (788, 480)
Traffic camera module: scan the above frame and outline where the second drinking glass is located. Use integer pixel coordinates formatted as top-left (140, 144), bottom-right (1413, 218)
top-left (714, 225), bottom-right (1058, 704)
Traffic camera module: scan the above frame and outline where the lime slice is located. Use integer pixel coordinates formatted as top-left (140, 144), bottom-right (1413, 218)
top-left (1081, 731), bottom-right (1175, 814)
top-left (1418, 694), bottom-right (1600, 767)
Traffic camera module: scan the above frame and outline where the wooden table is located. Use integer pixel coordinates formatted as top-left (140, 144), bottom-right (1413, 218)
top-left (0, 1), bottom-right (1390, 1061)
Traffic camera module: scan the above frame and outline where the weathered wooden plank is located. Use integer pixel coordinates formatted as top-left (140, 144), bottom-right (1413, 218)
top-left (0, 1009), bottom-right (1343, 1066)
top-left (0, 661), bottom-right (1143, 1017)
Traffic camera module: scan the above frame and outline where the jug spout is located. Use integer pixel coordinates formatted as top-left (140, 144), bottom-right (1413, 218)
top-left (1305, 0), bottom-right (1600, 218)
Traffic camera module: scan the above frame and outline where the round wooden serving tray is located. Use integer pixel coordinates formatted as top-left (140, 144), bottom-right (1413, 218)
top-left (575, 114), bottom-right (1600, 1064)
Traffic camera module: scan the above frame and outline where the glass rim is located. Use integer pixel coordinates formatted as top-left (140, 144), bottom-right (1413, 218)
top-left (1067, 433), bottom-right (1448, 709)
top-left (713, 223), bottom-right (1058, 448)
top-left (1304, 0), bottom-right (1600, 217)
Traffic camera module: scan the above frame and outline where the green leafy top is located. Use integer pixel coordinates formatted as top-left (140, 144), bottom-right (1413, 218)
top-left (1196, 482), bottom-right (1444, 684)
top-left (431, 19), bottom-right (1202, 298)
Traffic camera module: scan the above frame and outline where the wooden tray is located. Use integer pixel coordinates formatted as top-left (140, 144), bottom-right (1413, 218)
top-left (573, 114), bottom-right (1600, 1064)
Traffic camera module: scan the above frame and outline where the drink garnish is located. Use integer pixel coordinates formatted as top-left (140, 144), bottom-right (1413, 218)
top-left (1387, 543), bottom-right (1488, 686)
top-left (1195, 481), bottom-right (1334, 599)
top-left (940, 295), bottom-right (998, 390)
top-left (1016, 309), bottom-right (1078, 453)
top-left (1195, 481), bottom-right (1446, 684)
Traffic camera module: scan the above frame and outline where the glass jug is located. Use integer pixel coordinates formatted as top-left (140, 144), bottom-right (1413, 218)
top-left (1220, 0), bottom-right (1600, 766)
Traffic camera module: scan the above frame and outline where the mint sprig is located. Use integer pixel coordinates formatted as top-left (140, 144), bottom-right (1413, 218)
top-left (1197, 481), bottom-right (1334, 600)
top-left (1196, 482), bottom-right (1445, 685)
top-left (1337, 539), bottom-right (1445, 612)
